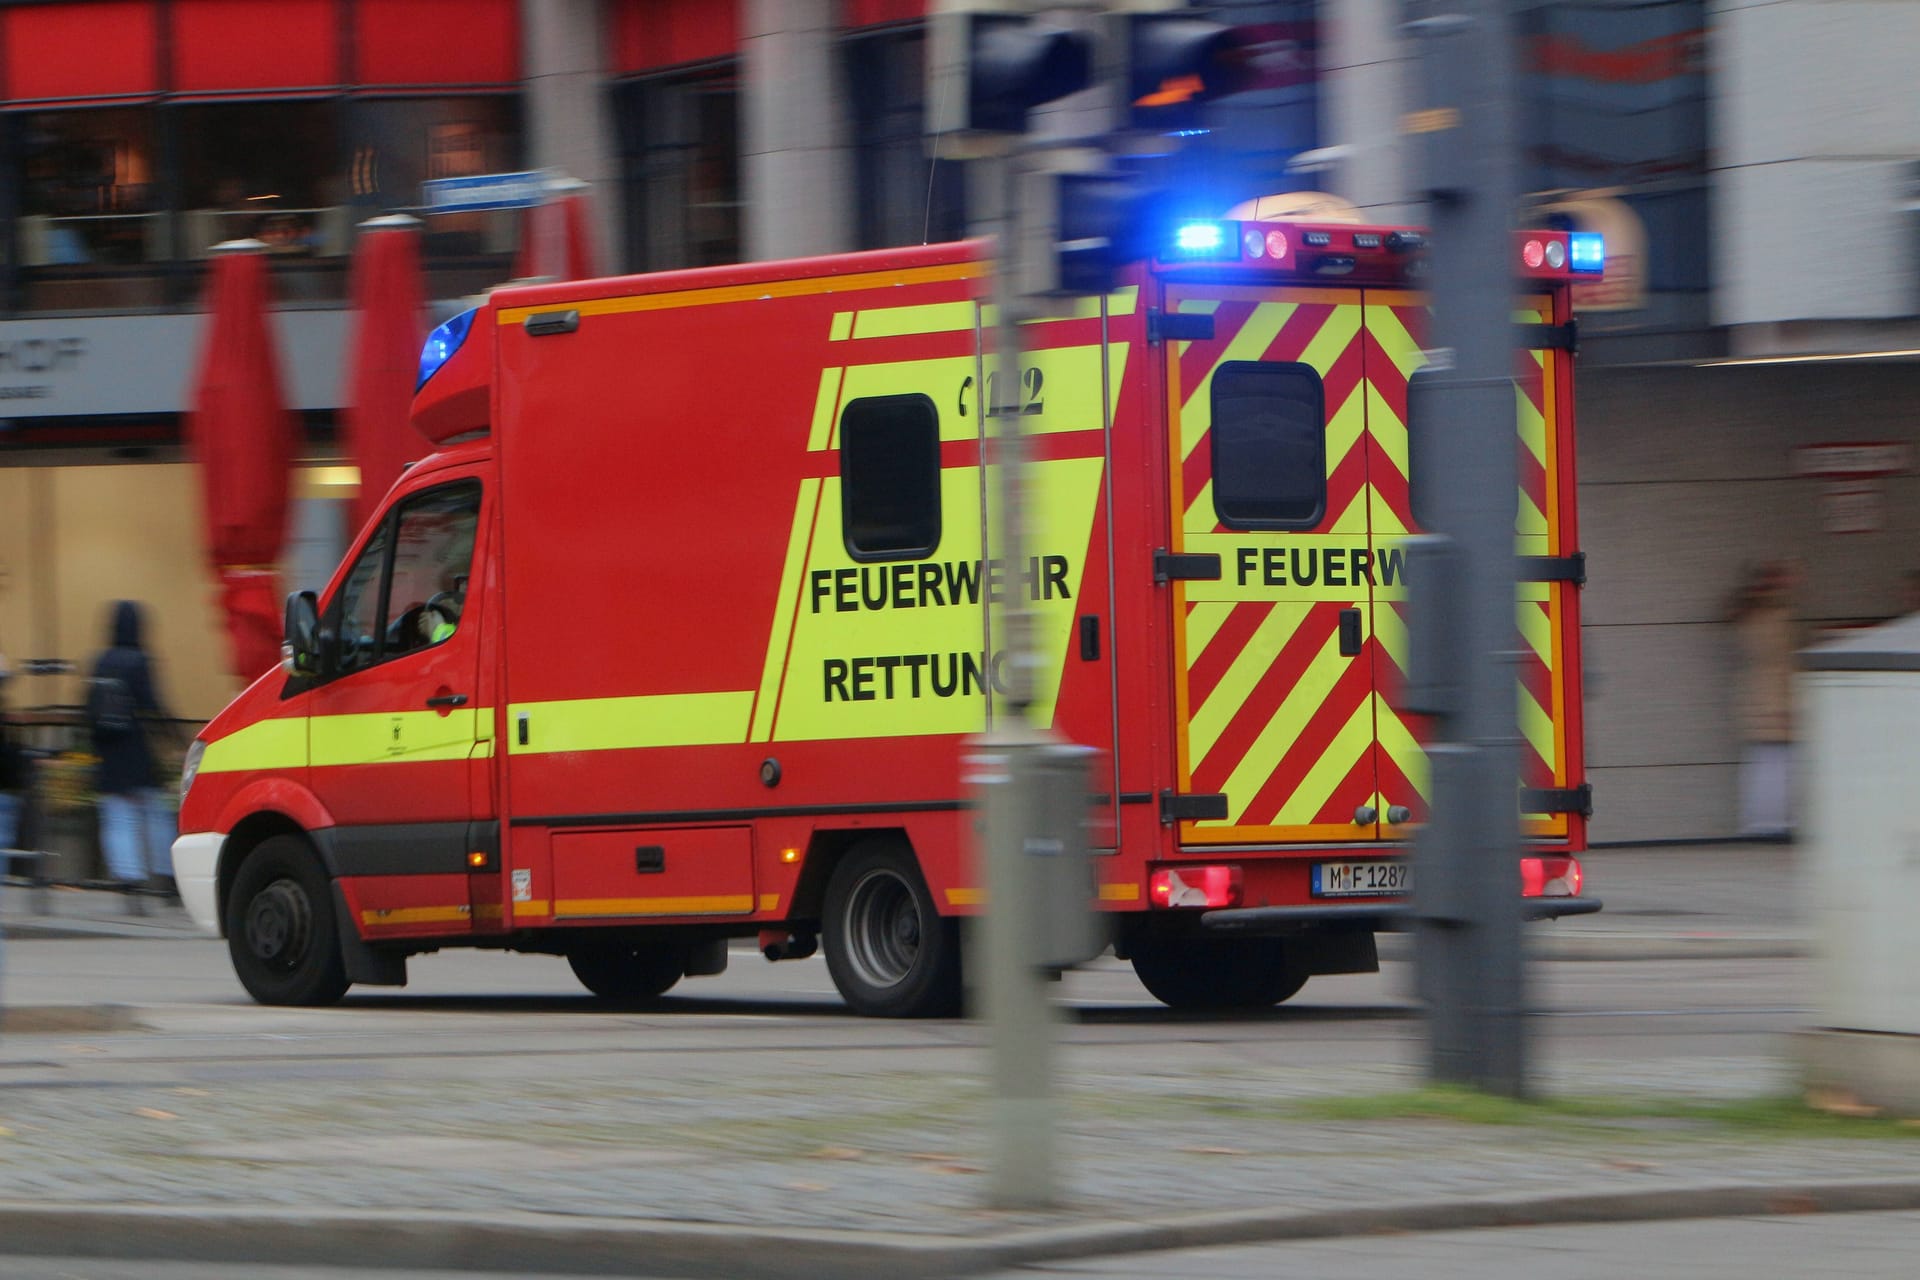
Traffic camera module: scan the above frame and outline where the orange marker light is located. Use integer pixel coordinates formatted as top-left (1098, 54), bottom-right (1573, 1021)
top-left (780, 847), bottom-right (801, 864)
top-left (468, 852), bottom-right (488, 867)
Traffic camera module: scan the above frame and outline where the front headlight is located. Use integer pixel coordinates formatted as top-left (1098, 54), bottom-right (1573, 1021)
top-left (179, 739), bottom-right (207, 802)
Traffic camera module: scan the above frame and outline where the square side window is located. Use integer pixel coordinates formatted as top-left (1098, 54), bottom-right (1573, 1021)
top-left (840, 393), bottom-right (941, 561)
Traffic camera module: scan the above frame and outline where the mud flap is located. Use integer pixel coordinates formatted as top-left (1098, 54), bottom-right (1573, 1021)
top-left (1293, 927), bottom-right (1379, 976)
top-left (331, 882), bottom-right (408, 986)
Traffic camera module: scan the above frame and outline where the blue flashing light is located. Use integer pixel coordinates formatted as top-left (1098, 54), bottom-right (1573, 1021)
top-left (1170, 220), bottom-right (1231, 259)
top-left (1568, 232), bottom-right (1605, 275)
top-left (417, 307), bottom-right (477, 391)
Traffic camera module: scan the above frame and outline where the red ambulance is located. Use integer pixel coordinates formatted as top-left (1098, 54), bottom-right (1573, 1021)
top-left (173, 216), bottom-right (1598, 1015)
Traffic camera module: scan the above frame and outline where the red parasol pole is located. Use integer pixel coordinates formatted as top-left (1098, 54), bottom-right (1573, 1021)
top-left (344, 215), bottom-right (430, 537)
top-left (187, 240), bottom-right (297, 683)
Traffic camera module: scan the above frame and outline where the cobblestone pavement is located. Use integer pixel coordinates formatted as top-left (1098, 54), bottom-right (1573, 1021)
top-left (1, 1043), bottom-right (1913, 1238)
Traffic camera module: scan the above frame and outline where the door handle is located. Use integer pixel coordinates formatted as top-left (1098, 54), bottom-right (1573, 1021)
top-left (426, 693), bottom-right (469, 709)
top-left (1338, 608), bottom-right (1363, 657)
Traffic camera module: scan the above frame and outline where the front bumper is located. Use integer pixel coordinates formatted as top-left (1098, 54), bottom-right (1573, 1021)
top-left (171, 832), bottom-right (224, 935)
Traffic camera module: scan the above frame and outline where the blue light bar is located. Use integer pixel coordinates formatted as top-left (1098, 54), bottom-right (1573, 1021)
top-left (417, 308), bottom-right (477, 390)
top-left (1169, 220), bottom-right (1233, 260)
top-left (1568, 232), bottom-right (1605, 275)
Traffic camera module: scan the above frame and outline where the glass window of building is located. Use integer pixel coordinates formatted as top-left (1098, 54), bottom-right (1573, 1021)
top-left (614, 67), bottom-right (742, 271)
top-left (13, 108), bottom-right (164, 308)
top-left (356, 96), bottom-right (523, 295)
top-left (175, 101), bottom-right (343, 257)
top-left (845, 26), bottom-right (965, 250)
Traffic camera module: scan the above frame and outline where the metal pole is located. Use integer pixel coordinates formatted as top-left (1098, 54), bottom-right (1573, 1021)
top-left (1407, 0), bottom-right (1529, 1097)
top-left (977, 143), bottom-right (1063, 1209)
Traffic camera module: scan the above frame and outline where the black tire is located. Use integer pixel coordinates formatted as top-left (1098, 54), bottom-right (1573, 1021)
top-left (1129, 936), bottom-right (1308, 1011)
top-left (225, 835), bottom-right (351, 1007)
top-left (822, 840), bottom-right (962, 1018)
top-left (566, 942), bottom-right (685, 1002)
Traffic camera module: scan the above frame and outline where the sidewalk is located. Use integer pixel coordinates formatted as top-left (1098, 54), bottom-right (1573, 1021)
top-left (1, 882), bottom-right (205, 942)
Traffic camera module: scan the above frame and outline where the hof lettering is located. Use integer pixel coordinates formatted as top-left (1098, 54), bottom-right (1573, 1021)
top-left (0, 336), bottom-right (85, 374)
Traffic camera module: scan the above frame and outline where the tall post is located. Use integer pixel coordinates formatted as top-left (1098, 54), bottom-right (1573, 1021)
top-left (1405, 0), bottom-right (1529, 1096)
top-left (976, 142), bottom-right (1065, 1210)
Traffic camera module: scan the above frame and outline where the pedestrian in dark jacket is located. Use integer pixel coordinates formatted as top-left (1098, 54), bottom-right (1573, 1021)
top-left (88, 601), bottom-right (177, 907)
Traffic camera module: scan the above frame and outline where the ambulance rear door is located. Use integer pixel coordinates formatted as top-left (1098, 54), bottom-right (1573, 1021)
top-left (1159, 283), bottom-right (1387, 845)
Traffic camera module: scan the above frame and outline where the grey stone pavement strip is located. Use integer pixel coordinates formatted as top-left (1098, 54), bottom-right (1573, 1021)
top-left (2, 1055), bottom-right (1919, 1272)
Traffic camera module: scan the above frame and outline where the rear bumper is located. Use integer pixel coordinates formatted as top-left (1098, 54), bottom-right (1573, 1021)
top-left (1201, 897), bottom-right (1603, 932)
top-left (171, 832), bottom-right (223, 935)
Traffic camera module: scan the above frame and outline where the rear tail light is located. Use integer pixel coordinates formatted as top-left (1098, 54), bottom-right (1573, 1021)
top-left (1148, 865), bottom-right (1243, 909)
top-left (1520, 855), bottom-right (1582, 898)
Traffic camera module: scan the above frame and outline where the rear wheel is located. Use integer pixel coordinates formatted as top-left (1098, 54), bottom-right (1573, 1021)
top-left (1129, 936), bottom-right (1307, 1011)
top-left (823, 840), bottom-right (961, 1018)
top-left (225, 835), bottom-right (350, 1007)
top-left (566, 942), bottom-right (685, 1002)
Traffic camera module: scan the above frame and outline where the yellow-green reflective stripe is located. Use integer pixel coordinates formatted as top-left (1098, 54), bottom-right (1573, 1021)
top-left (310, 709), bottom-right (482, 767)
top-left (509, 692), bottom-right (753, 755)
top-left (852, 300), bottom-right (975, 339)
top-left (199, 717), bottom-right (309, 773)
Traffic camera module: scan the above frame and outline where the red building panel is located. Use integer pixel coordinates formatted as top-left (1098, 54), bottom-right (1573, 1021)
top-left (3, 1), bottom-right (160, 103)
top-left (356, 0), bottom-right (519, 86)
top-left (171, 0), bottom-right (338, 94)
top-left (611, 0), bottom-right (739, 72)
top-left (844, 0), bottom-right (925, 27)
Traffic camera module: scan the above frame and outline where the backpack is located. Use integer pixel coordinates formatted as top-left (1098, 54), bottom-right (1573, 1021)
top-left (86, 675), bottom-right (137, 737)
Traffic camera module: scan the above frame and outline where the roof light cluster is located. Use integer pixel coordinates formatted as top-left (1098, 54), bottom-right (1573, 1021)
top-left (1156, 219), bottom-right (1605, 283)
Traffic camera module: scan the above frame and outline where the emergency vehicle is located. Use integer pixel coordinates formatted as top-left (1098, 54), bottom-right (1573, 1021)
top-left (173, 214), bottom-right (1598, 1016)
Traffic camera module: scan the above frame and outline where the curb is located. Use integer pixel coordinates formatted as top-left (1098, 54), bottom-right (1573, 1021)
top-left (5, 1180), bottom-right (1920, 1278)
top-left (3, 919), bottom-right (205, 943)
top-left (1377, 931), bottom-right (1807, 964)
top-left (0, 1004), bottom-right (145, 1034)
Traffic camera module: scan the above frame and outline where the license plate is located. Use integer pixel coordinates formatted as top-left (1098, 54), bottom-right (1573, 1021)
top-left (1311, 860), bottom-right (1410, 898)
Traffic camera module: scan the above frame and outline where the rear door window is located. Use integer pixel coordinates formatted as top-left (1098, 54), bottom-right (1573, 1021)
top-left (1210, 361), bottom-right (1326, 530)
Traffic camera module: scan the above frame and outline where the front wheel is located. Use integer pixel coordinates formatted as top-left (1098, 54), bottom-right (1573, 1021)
top-left (822, 841), bottom-right (962, 1018)
top-left (225, 835), bottom-right (350, 1007)
top-left (567, 942), bottom-right (685, 1002)
top-left (1129, 936), bottom-right (1308, 1011)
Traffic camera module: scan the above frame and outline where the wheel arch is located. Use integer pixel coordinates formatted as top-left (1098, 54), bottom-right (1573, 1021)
top-left (216, 812), bottom-right (316, 937)
top-left (789, 826), bottom-right (913, 924)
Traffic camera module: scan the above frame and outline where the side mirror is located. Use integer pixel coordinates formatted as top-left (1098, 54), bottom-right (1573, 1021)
top-left (284, 591), bottom-right (320, 675)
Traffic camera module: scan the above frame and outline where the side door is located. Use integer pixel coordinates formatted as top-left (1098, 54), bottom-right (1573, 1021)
top-left (306, 474), bottom-right (493, 932)
top-left (1161, 283), bottom-right (1385, 845)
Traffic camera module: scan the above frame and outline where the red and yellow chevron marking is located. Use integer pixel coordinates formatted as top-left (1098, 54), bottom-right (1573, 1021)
top-left (1166, 287), bottom-right (1383, 843)
top-left (1361, 294), bottom-right (1571, 837)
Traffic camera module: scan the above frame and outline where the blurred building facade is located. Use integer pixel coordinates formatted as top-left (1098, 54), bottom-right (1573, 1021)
top-left (1, 0), bottom-right (1914, 841)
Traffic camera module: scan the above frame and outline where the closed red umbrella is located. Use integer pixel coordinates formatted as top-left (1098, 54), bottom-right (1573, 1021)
top-left (187, 240), bottom-right (296, 683)
top-left (345, 214), bottom-right (429, 535)
top-left (510, 179), bottom-right (597, 282)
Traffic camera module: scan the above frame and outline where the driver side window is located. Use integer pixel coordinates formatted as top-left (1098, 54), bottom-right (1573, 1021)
top-left (330, 522), bottom-right (391, 677)
top-left (321, 480), bottom-right (481, 678)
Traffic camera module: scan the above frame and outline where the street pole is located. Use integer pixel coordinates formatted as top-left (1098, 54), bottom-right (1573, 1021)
top-left (975, 140), bottom-right (1066, 1210)
top-left (1405, 0), bottom-right (1529, 1097)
